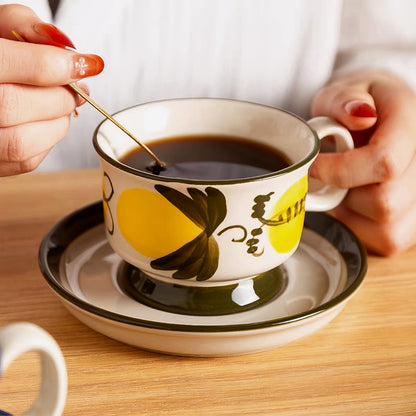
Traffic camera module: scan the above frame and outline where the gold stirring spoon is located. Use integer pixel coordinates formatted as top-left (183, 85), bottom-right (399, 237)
top-left (12, 30), bottom-right (166, 171)
top-left (62, 82), bottom-right (166, 172)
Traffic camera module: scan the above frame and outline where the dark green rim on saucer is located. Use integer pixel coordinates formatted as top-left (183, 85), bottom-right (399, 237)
top-left (38, 201), bottom-right (367, 333)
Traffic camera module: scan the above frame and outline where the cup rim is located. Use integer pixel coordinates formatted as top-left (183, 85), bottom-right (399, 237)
top-left (92, 97), bottom-right (320, 185)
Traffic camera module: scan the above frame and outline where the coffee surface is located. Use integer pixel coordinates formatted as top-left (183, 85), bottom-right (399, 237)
top-left (120, 134), bottom-right (291, 180)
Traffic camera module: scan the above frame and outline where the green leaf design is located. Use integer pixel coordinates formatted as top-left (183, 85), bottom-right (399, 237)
top-left (151, 185), bottom-right (227, 281)
top-left (154, 185), bottom-right (207, 228)
top-left (205, 187), bottom-right (227, 235)
top-left (151, 233), bottom-right (207, 276)
top-left (187, 188), bottom-right (209, 225)
top-left (196, 236), bottom-right (220, 281)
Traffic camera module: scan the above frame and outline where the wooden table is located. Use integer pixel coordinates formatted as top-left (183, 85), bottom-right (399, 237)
top-left (0, 169), bottom-right (415, 416)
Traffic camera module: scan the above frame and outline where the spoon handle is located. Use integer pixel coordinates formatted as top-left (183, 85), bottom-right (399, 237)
top-left (11, 30), bottom-right (165, 169)
top-left (67, 83), bottom-right (164, 167)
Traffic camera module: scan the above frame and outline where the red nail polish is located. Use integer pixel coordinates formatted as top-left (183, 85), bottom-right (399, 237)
top-left (72, 54), bottom-right (105, 79)
top-left (32, 22), bottom-right (76, 49)
top-left (345, 101), bottom-right (377, 118)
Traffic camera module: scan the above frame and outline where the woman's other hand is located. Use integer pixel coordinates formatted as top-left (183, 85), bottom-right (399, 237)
top-left (312, 70), bottom-right (416, 256)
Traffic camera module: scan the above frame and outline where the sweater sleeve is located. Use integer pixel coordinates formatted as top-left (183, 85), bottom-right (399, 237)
top-left (334, 0), bottom-right (416, 91)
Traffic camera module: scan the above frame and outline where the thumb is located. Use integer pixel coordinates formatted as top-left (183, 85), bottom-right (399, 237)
top-left (312, 81), bottom-right (377, 131)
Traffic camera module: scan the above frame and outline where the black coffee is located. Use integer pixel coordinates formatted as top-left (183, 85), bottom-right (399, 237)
top-left (120, 134), bottom-right (291, 180)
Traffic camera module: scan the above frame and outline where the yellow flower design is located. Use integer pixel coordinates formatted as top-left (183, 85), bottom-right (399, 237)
top-left (116, 185), bottom-right (227, 281)
top-left (267, 175), bottom-right (308, 252)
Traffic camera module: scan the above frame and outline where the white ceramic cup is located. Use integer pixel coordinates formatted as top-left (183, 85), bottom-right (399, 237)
top-left (0, 323), bottom-right (67, 416)
top-left (93, 99), bottom-right (354, 315)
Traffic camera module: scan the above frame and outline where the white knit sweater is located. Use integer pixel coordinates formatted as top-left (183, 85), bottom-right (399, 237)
top-left (3, 0), bottom-right (416, 170)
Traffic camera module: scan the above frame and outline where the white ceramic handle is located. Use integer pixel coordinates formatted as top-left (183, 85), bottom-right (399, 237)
top-left (305, 116), bottom-right (354, 211)
top-left (0, 323), bottom-right (67, 416)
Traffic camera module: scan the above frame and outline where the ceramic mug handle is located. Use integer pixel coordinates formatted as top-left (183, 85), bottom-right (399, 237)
top-left (0, 323), bottom-right (67, 416)
top-left (305, 116), bottom-right (354, 211)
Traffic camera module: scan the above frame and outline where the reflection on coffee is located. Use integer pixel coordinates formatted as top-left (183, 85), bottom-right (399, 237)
top-left (120, 134), bottom-right (291, 180)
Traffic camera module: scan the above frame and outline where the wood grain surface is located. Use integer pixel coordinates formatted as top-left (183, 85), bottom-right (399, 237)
top-left (0, 169), bottom-right (415, 416)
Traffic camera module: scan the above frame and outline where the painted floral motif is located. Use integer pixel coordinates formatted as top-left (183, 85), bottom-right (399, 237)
top-left (150, 185), bottom-right (226, 281)
top-left (113, 174), bottom-right (307, 281)
top-left (103, 172), bottom-right (114, 235)
top-left (217, 175), bottom-right (307, 255)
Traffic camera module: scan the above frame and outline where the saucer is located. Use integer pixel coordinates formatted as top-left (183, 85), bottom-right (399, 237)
top-left (39, 202), bottom-right (367, 357)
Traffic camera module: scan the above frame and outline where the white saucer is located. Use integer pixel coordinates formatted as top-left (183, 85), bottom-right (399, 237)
top-left (39, 202), bottom-right (367, 357)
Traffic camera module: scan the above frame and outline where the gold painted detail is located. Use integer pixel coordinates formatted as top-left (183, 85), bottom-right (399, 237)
top-left (217, 175), bottom-right (308, 255)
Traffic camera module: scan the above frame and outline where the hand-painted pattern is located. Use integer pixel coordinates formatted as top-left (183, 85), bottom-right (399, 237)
top-left (103, 172), bottom-right (114, 235)
top-left (216, 175), bottom-right (307, 255)
top-left (114, 175), bottom-right (307, 281)
top-left (150, 185), bottom-right (226, 281)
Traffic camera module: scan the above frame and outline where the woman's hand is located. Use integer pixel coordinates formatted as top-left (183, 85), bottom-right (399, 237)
top-left (312, 70), bottom-right (416, 256)
top-left (0, 4), bottom-right (104, 176)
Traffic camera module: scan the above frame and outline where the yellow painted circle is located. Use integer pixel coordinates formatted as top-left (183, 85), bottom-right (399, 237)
top-left (117, 188), bottom-right (203, 258)
top-left (268, 175), bottom-right (308, 253)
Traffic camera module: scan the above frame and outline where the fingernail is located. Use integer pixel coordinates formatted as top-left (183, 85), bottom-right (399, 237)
top-left (32, 22), bottom-right (76, 49)
top-left (345, 100), bottom-right (377, 118)
top-left (72, 54), bottom-right (104, 79)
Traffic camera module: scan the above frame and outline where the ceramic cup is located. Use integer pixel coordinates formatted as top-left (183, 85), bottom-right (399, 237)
top-left (0, 323), bottom-right (67, 416)
top-left (93, 98), bottom-right (353, 315)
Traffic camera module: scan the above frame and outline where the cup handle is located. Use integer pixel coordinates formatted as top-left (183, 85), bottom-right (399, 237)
top-left (305, 116), bottom-right (354, 211)
top-left (0, 323), bottom-right (67, 416)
